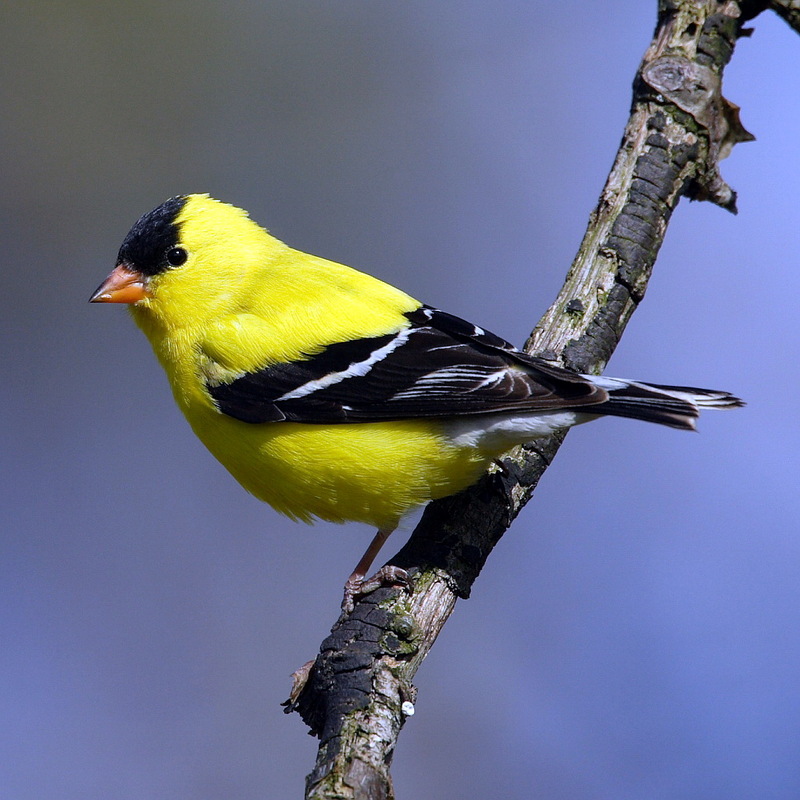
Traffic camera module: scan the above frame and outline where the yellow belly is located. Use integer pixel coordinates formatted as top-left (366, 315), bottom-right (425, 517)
top-left (189, 409), bottom-right (489, 530)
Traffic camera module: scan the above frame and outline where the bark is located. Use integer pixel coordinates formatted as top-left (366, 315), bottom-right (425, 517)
top-left (285, 2), bottom-right (788, 797)
top-left (768, 0), bottom-right (800, 33)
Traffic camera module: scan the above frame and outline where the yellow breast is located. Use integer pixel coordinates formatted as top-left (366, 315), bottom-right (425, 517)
top-left (189, 409), bottom-right (488, 529)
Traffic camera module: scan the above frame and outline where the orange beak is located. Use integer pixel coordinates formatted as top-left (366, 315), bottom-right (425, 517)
top-left (89, 264), bottom-right (150, 304)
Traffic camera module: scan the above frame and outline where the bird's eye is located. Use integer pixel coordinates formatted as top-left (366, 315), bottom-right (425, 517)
top-left (166, 247), bottom-right (188, 267)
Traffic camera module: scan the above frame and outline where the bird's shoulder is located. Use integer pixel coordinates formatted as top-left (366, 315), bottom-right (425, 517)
top-left (199, 250), bottom-right (417, 364)
top-left (199, 312), bottom-right (306, 376)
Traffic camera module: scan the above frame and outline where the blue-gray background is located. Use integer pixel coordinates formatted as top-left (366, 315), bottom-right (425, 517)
top-left (2, 3), bottom-right (798, 798)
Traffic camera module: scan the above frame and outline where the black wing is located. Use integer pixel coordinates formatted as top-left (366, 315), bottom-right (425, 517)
top-left (207, 305), bottom-right (609, 424)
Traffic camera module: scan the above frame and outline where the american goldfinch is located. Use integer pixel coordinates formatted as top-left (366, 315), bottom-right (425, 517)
top-left (91, 194), bottom-right (742, 609)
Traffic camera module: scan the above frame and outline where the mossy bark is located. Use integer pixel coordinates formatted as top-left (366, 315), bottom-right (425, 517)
top-left (287, 3), bottom-right (793, 798)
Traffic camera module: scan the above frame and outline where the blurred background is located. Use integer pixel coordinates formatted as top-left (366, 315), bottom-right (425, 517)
top-left (2, 2), bottom-right (799, 798)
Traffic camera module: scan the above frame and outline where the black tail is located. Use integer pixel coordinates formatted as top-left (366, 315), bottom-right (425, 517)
top-left (584, 378), bottom-right (745, 431)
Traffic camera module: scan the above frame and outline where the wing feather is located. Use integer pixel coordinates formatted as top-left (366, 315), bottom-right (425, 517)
top-left (207, 305), bottom-right (609, 424)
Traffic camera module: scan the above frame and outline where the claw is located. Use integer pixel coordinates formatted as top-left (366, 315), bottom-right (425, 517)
top-left (341, 565), bottom-right (410, 613)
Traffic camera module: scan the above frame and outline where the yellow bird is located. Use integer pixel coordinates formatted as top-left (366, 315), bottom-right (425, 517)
top-left (91, 194), bottom-right (742, 610)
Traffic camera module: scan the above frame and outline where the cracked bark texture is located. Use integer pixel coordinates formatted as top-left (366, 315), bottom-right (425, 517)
top-left (286, 2), bottom-right (794, 798)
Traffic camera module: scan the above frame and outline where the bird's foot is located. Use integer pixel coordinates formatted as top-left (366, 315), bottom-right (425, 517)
top-left (283, 567), bottom-right (411, 711)
top-left (341, 565), bottom-right (410, 614)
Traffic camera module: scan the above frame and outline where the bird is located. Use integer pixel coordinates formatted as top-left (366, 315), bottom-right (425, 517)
top-left (90, 194), bottom-right (743, 611)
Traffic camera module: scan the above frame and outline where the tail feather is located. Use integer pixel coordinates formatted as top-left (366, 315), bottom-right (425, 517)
top-left (585, 379), bottom-right (744, 431)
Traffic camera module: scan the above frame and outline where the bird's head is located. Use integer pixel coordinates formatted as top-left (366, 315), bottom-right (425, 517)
top-left (90, 194), bottom-right (282, 331)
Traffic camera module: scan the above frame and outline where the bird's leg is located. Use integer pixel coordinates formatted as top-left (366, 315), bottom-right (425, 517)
top-left (341, 526), bottom-right (409, 613)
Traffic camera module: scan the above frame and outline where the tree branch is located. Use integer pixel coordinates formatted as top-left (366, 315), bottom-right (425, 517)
top-left (769, 0), bottom-right (800, 34)
top-left (287, 2), bottom-right (775, 797)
